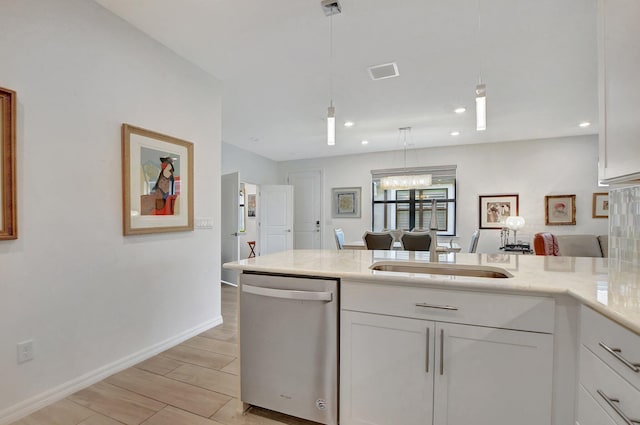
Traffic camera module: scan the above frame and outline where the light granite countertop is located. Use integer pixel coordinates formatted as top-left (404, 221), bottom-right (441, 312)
top-left (224, 249), bottom-right (640, 335)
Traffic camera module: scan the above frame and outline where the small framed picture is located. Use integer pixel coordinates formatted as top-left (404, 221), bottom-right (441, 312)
top-left (247, 194), bottom-right (256, 218)
top-left (592, 192), bottom-right (609, 218)
top-left (545, 194), bottom-right (576, 225)
top-left (332, 187), bottom-right (361, 218)
top-left (478, 194), bottom-right (519, 229)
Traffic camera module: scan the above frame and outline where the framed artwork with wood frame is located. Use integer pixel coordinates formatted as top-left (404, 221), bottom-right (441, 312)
top-left (478, 194), bottom-right (519, 229)
top-left (0, 87), bottom-right (17, 240)
top-left (545, 194), bottom-right (576, 225)
top-left (592, 192), bottom-right (609, 218)
top-left (122, 124), bottom-right (194, 235)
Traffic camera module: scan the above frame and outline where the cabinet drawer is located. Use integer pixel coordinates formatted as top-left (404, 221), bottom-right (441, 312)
top-left (341, 280), bottom-right (555, 333)
top-left (580, 305), bottom-right (640, 391)
top-left (576, 384), bottom-right (617, 425)
top-left (579, 346), bottom-right (640, 425)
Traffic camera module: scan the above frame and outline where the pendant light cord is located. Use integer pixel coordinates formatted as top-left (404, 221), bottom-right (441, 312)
top-left (477, 0), bottom-right (482, 85)
top-left (329, 7), bottom-right (334, 107)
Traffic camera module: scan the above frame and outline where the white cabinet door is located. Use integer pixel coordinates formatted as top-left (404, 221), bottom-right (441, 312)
top-left (433, 322), bottom-right (554, 425)
top-left (341, 311), bottom-right (435, 425)
top-left (598, 0), bottom-right (640, 181)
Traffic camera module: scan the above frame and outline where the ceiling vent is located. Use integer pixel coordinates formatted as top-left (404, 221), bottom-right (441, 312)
top-left (368, 62), bottom-right (399, 80)
top-left (321, 0), bottom-right (341, 16)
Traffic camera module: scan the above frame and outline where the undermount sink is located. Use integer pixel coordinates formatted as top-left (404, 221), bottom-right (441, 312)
top-left (370, 261), bottom-right (513, 279)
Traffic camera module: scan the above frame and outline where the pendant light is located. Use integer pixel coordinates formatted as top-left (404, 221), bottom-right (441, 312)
top-left (476, 83), bottom-right (486, 131)
top-left (322, 0), bottom-right (341, 146)
top-left (380, 127), bottom-right (432, 190)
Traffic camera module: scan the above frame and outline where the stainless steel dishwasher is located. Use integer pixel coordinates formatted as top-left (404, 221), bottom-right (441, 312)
top-left (240, 272), bottom-right (338, 425)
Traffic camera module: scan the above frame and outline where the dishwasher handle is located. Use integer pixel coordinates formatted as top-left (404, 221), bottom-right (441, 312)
top-left (242, 284), bottom-right (333, 302)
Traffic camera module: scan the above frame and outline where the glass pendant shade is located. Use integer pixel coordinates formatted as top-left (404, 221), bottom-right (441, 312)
top-left (476, 83), bottom-right (486, 131)
top-left (380, 174), bottom-right (432, 190)
top-left (327, 105), bottom-right (335, 145)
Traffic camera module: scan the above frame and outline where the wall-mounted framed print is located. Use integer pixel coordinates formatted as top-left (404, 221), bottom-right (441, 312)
top-left (545, 194), bottom-right (576, 225)
top-left (0, 87), bottom-right (17, 240)
top-left (122, 124), bottom-right (194, 235)
top-left (478, 194), bottom-right (519, 229)
top-left (332, 187), bottom-right (361, 218)
top-left (592, 192), bottom-right (609, 218)
top-left (247, 194), bottom-right (256, 218)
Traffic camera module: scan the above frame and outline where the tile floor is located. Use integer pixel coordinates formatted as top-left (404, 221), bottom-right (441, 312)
top-left (11, 284), bottom-right (317, 425)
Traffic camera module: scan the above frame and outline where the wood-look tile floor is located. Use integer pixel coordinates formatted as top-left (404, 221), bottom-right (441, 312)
top-left (12, 284), bottom-right (318, 425)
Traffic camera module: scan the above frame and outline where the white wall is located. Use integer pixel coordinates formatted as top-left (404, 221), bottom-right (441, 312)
top-left (0, 0), bottom-right (222, 421)
top-left (222, 142), bottom-right (279, 185)
top-left (278, 135), bottom-right (607, 253)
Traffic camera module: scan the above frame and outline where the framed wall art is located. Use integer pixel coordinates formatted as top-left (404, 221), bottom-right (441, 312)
top-left (545, 194), bottom-right (576, 225)
top-left (592, 192), bottom-right (609, 218)
top-left (122, 124), bottom-right (194, 235)
top-left (332, 187), bottom-right (361, 218)
top-left (0, 87), bottom-right (17, 240)
top-left (478, 194), bottom-right (519, 229)
top-left (247, 194), bottom-right (256, 218)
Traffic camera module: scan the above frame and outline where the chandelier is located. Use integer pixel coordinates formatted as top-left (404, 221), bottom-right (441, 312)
top-left (379, 127), bottom-right (432, 190)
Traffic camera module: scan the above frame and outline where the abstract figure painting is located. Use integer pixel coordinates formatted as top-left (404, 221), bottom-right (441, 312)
top-left (0, 87), bottom-right (17, 240)
top-left (122, 124), bottom-right (194, 235)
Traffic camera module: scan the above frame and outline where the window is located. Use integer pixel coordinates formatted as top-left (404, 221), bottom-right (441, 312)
top-left (371, 165), bottom-right (457, 235)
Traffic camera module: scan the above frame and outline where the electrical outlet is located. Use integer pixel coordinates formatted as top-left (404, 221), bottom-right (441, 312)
top-left (17, 340), bottom-right (34, 364)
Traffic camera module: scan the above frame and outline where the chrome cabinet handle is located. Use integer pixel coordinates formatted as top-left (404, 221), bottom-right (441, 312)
top-left (425, 327), bottom-right (430, 373)
top-left (415, 303), bottom-right (459, 311)
top-left (597, 390), bottom-right (640, 424)
top-left (440, 329), bottom-right (444, 375)
top-left (599, 342), bottom-right (640, 373)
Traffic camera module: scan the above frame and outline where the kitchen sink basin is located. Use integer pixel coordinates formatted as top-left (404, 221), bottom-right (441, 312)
top-left (370, 261), bottom-right (513, 278)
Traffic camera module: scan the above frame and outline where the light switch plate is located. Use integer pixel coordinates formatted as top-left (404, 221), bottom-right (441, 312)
top-left (195, 218), bottom-right (214, 229)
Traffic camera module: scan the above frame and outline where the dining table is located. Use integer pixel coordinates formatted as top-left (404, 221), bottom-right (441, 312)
top-left (343, 240), bottom-right (462, 252)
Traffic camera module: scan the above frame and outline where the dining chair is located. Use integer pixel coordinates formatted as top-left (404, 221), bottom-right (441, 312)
top-left (400, 232), bottom-right (432, 251)
top-left (362, 231), bottom-right (394, 250)
top-left (533, 232), bottom-right (559, 256)
top-left (334, 228), bottom-right (345, 250)
top-left (468, 229), bottom-right (481, 253)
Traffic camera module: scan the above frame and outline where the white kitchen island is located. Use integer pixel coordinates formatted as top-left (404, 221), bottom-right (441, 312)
top-left (224, 250), bottom-right (640, 425)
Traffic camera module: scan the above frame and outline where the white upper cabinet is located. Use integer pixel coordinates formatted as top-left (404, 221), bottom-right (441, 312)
top-left (598, 0), bottom-right (640, 182)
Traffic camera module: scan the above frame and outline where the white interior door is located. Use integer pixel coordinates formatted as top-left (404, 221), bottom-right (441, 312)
top-left (288, 170), bottom-right (322, 249)
top-left (221, 172), bottom-right (240, 285)
top-left (259, 185), bottom-right (293, 255)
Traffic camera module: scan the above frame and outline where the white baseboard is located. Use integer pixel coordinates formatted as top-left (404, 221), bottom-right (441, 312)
top-left (0, 315), bottom-right (223, 425)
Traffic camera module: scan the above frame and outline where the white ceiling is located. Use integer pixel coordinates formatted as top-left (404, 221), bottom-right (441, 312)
top-left (95, 0), bottom-right (598, 161)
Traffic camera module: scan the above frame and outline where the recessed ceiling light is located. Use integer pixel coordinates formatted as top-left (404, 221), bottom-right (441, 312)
top-left (454, 107), bottom-right (466, 114)
top-left (450, 131), bottom-right (460, 136)
top-left (344, 121), bottom-right (354, 127)
top-left (361, 140), bottom-right (369, 145)
top-left (579, 121), bottom-right (591, 128)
